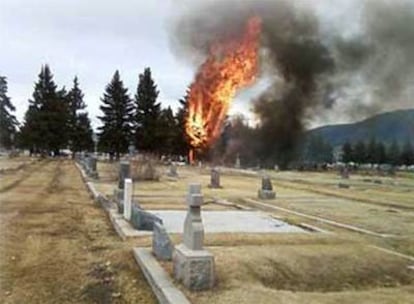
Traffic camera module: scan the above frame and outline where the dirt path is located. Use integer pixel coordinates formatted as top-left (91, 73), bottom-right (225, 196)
top-left (0, 160), bottom-right (156, 304)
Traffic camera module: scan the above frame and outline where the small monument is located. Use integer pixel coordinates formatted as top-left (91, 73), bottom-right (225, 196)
top-left (88, 156), bottom-right (98, 179)
top-left (118, 161), bottom-right (131, 189)
top-left (173, 184), bottom-right (215, 290)
top-left (235, 154), bottom-right (241, 169)
top-left (340, 167), bottom-right (350, 179)
top-left (258, 175), bottom-right (276, 199)
top-left (152, 222), bottom-right (173, 261)
top-left (123, 178), bottom-right (133, 221)
top-left (208, 167), bottom-right (221, 188)
top-left (167, 164), bottom-right (178, 177)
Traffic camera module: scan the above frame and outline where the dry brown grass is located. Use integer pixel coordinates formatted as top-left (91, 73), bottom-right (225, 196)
top-left (0, 160), bottom-right (156, 304)
top-left (164, 243), bottom-right (414, 304)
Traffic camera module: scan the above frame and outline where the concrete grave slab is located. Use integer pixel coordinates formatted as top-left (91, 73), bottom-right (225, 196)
top-left (148, 210), bottom-right (305, 234)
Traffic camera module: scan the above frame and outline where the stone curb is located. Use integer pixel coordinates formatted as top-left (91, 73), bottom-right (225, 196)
top-left (133, 248), bottom-right (191, 304)
top-left (108, 209), bottom-right (152, 240)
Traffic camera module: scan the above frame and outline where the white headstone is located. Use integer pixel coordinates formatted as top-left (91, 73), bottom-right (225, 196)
top-left (123, 178), bottom-right (133, 221)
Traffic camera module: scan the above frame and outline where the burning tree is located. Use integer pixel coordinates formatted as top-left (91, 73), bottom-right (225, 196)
top-left (185, 16), bottom-right (261, 163)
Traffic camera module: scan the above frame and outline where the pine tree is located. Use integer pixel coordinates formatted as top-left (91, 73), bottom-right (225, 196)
top-left (375, 142), bottom-right (387, 164)
top-left (366, 138), bottom-right (377, 164)
top-left (97, 70), bottom-right (134, 160)
top-left (353, 141), bottom-right (366, 164)
top-left (0, 76), bottom-right (18, 149)
top-left (76, 112), bottom-right (95, 152)
top-left (67, 76), bottom-right (93, 156)
top-left (173, 93), bottom-right (190, 156)
top-left (157, 106), bottom-right (177, 155)
top-left (400, 140), bottom-right (414, 166)
top-left (342, 142), bottom-right (353, 163)
top-left (20, 65), bottom-right (69, 155)
top-left (134, 67), bottom-right (161, 152)
top-left (388, 139), bottom-right (400, 166)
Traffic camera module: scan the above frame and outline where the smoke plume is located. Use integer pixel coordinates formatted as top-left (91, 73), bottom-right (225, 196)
top-left (170, 0), bottom-right (414, 167)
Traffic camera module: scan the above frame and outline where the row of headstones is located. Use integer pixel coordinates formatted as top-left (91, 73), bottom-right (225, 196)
top-left (115, 161), bottom-right (215, 291)
top-left (77, 154), bottom-right (98, 179)
top-left (115, 161), bottom-right (162, 231)
top-left (209, 168), bottom-right (276, 199)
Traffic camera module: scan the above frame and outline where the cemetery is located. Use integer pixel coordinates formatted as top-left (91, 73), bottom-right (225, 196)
top-left (1, 1), bottom-right (414, 303)
top-left (1, 155), bottom-right (414, 303)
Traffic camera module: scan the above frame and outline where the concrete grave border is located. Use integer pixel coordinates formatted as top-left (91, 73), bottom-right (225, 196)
top-left (133, 248), bottom-right (191, 304)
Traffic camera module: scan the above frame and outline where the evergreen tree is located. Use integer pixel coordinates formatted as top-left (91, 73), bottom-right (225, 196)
top-left (20, 65), bottom-right (69, 154)
top-left (76, 112), bottom-right (95, 152)
top-left (304, 135), bottom-right (333, 163)
top-left (375, 142), bottom-right (387, 164)
top-left (65, 76), bottom-right (94, 156)
top-left (366, 138), bottom-right (377, 164)
top-left (400, 140), bottom-right (414, 165)
top-left (0, 76), bottom-right (18, 149)
top-left (158, 106), bottom-right (177, 155)
top-left (353, 141), bottom-right (367, 164)
top-left (134, 67), bottom-right (161, 152)
top-left (97, 70), bottom-right (134, 160)
top-left (342, 141), bottom-right (353, 163)
top-left (387, 139), bottom-right (400, 166)
top-left (173, 92), bottom-right (190, 156)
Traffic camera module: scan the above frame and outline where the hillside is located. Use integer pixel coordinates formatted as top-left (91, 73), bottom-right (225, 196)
top-left (307, 109), bottom-right (414, 147)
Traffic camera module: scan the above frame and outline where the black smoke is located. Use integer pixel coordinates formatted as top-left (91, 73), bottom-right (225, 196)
top-left (170, 0), bottom-right (414, 168)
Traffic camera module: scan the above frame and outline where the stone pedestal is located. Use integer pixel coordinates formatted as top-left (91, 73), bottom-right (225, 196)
top-left (209, 168), bottom-right (221, 188)
top-left (123, 178), bottom-right (133, 221)
top-left (258, 176), bottom-right (276, 199)
top-left (173, 184), bottom-right (215, 291)
top-left (173, 244), bottom-right (215, 291)
top-left (258, 189), bottom-right (276, 199)
top-left (118, 161), bottom-right (131, 189)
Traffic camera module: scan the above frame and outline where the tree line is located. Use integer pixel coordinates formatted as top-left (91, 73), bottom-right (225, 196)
top-left (0, 65), bottom-right (189, 159)
top-left (342, 139), bottom-right (414, 166)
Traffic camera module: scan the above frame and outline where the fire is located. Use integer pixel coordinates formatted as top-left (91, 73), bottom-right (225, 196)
top-left (185, 16), bottom-right (262, 156)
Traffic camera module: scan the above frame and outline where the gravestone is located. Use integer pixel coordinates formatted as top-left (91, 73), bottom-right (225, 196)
top-left (258, 176), bottom-right (276, 199)
top-left (235, 155), bottom-right (241, 169)
top-left (209, 168), bottom-right (221, 188)
top-left (340, 167), bottom-right (350, 179)
top-left (118, 161), bottom-right (131, 189)
top-left (88, 156), bottom-right (98, 179)
top-left (152, 222), bottom-right (173, 260)
top-left (130, 204), bottom-right (163, 231)
top-left (123, 178), bottom-right (133, 221)
top-left (167, 164), bottom-right (178, 177)
top-left (173, 184), bottom-right (215, 291)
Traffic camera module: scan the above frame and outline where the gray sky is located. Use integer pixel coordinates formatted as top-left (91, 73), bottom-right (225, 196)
top-left (1, 0), bottom-right (412, 130)
top-left (0, 0), bottom-right (197, 128)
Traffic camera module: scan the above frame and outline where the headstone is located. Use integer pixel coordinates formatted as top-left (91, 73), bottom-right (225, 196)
top-left (258, 176), bottom-right (276, 199)
top-left (340, 167), bottom-right (349, 179)
top-left (235, 155), bottom-right (241, 169)
top-left (88, 156), bottom-right (98, 179)
top-left (167, 164), bottom-right (178, 177)
top-left (173, 184), bottom-right (215, 291)
top-left (152, 222), bottom-right (173, 261)
top-left (209, 168), bottom-right (221, 188)
top-left (123, 178), bottom-right (133, 221)
top-left (130, 204), bottom-right (162, 230)
top-left (118, 161), bottom-right (131, 189)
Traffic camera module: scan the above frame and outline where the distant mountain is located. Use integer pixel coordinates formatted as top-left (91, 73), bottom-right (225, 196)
top-left (307, 109), bottom-right (414, 147)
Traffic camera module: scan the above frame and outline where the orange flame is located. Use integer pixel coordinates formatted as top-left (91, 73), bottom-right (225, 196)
top-left (185, 16), bottom-right (262, 150)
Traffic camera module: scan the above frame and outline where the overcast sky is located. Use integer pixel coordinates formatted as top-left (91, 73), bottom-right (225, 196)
top-left (2, 0), bottom-right (410, 130)
top-left (1, 0), bottom-right (200, 128)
